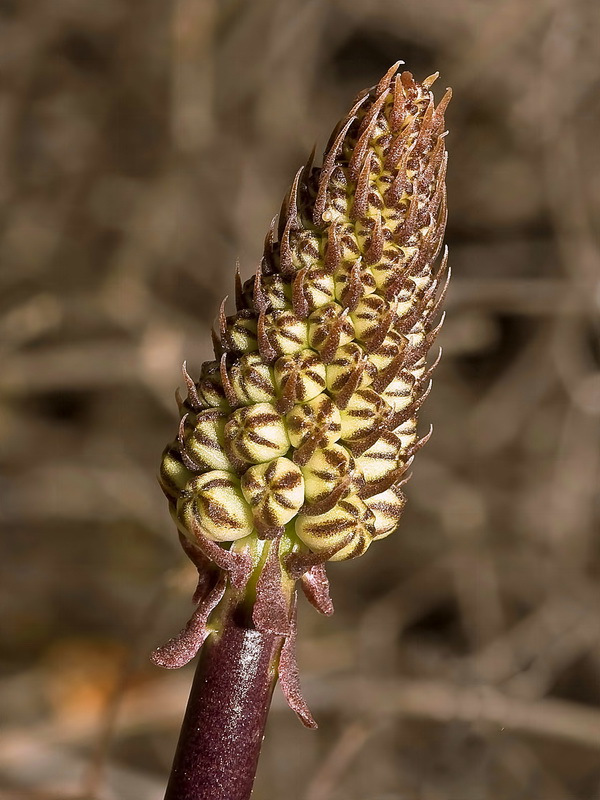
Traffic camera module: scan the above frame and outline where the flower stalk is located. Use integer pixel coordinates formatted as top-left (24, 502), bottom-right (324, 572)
top-left (153, 62), bottom-right (451, 799)
top-left (163, 604), bottom-right (283, 800)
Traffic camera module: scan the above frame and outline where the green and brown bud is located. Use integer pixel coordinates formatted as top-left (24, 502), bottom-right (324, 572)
top-left (155, 64), bottom-right (450, 724)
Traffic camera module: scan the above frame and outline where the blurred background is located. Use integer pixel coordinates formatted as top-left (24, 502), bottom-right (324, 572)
top-left (1, 0), bottom-right (599, 798)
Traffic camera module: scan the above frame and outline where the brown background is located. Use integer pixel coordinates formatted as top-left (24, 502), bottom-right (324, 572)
top-left (1, 0), bottom-right (599, 798)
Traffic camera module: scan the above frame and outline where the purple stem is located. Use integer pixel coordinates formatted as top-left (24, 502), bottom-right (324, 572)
top-left (164, 610), bottom-right (283, 800)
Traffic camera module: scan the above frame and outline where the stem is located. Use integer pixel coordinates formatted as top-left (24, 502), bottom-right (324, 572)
top-left (164, 602), bottom-right (284, 800)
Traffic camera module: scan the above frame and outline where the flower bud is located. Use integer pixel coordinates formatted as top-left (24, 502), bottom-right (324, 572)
top-left (261, 309), bottom-right (308, 358)
top-left (333, 259), bottom-right (377, 307)
top-left (197, 361), bottom-right (228, 409)
top-left (355, 430), bottom-right (403, 491)
top-left (300, 443), bottom-right (353, 505)
top-left (308, 303), bottom-right (354, 360)
top-left (260, 274), bottom-right (292, 310)
top-left (289, 230), bottom-right (322, 271)
top-left (228, 353), bottom-right (277, 405)
top-left (157, 65), bottom-right (451, 727)
top-left (163, 64), bottom-right (450, 582)
top-left (382, 373), bottom-right (415, 413)
top-left (326, 343), bottom-right (372, 396)
top-left (368, 330), bottom-right (406, 374)
top-left (365, 483), bottom-right (407, 539)
top-left (223, 311), bottom-right (258, 353)
top-left (274, 349), bottom-right (327, 409)
top-left (299, 267), bottom-right (335, 312)
top-left (159, 445), bottom-right (194, 502)
top-left (178, 470), bottom-right (254, 542)
top-left (295, 495), bottom-right (375, 561)
top-left (393, 415), bottom-right (418, 452)
top-left (338, 387), bottom-right (389, 443)
top-left (225, 402), bottom-right (290, 465)
top-left (350, 295), bottom-right (393, 344)
top-left (181, 409), bottom-right (233, 472)
top-left (241, 457), bottom-right (304, 532)
top-left (286, 394), bottom-right (342, 458)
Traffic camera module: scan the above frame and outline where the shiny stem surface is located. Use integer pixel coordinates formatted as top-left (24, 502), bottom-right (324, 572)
top-left (164, 613), bottom-right (283, 800)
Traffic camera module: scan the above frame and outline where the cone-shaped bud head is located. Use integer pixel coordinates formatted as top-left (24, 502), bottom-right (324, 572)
top-left (162, 64), bottom-right (450, 566)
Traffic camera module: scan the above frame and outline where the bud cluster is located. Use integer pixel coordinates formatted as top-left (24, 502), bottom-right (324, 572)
top-left (154, 66), bottom-right (450, 726)
top-left (161, 65), bottom-right (450, 573)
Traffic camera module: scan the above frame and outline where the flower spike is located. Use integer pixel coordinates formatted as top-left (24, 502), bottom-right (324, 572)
top-left (155, 64), bottom-right (451, 729)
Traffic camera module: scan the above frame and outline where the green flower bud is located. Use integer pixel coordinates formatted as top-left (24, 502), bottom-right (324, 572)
top-left (286, 394), bottom-right (342, 459)
top-left (295, 495), bottom-right (375, 562)
top-left (261, 309), bottom-right (308, 358)
top-left (300, 443), bottom-right (353, 505)
top-left (274, 349), bottom-right (327, 410)
top-left (159, 444), bottom-right (194, 502)
top-left (181, 409), bottom-right (233, 472)
top-left (365, 483), bottom-right (407, 539)
top-left (241, 457), bottom-right (304, 533)
top-left (178, 470), bottom-right (254, 542)
top-left (228, 353), bottom-right (277, 405)
top-left (225, 402), bottom-right (290, 465)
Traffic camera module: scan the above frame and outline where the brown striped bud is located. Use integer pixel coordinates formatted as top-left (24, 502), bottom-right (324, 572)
top-left (274, 349), bottom-right (327, 411)
top-left (326, 343), bottom-right (373, 398)
top-left (368, 329), bottom-right (406, 374)
top-left (365, 483), bottom-right (407, 539)
top-left (382, 373), bottom-right (415, 413)
top-left (224, 311), bottom-right (258, 353)
top-left (338, 387), bottom-right (389, 443)
top-left (181, 409), bottom-right (233, 472)
top-left (286, 394), bottom-right (342, 461)
top-left (355, 430), bottom-right (404, 493)
top-left (288, 230), bottom-right (322, 271)
top-left (261, 309), bottom-right (308, 358)
top-left (295, 495), bottom-right (375, 561)
top-left (159, 444), bottom-right (194, 502)
top-left (308, 302), bottom-right (355, 360)
top-left (393, 415), bottom-right (418, 452)
top-left (260, 274), bottom-right (292, 310)
top-left (225, 403), bottom-right (290, 466)
top-left (350, 295), bottom-right (394, 345)
top-left (228, 353), bottom-right (277, 405)
top-left (241, 457), bottom-right (304, 534)
top-left (178, 470), bottom-right (254, 542)
top-left (333, 259), bottom-right (377, 307)
top-left (297, 267), bottom-right (335, 313)
top-left (300, 443), bottom-right (354, 505)
top-left (197, 361), bottom-right (228, 409)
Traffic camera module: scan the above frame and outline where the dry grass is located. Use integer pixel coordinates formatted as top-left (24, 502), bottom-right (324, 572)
top-left (1, 1), bottom-right (599, 798)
